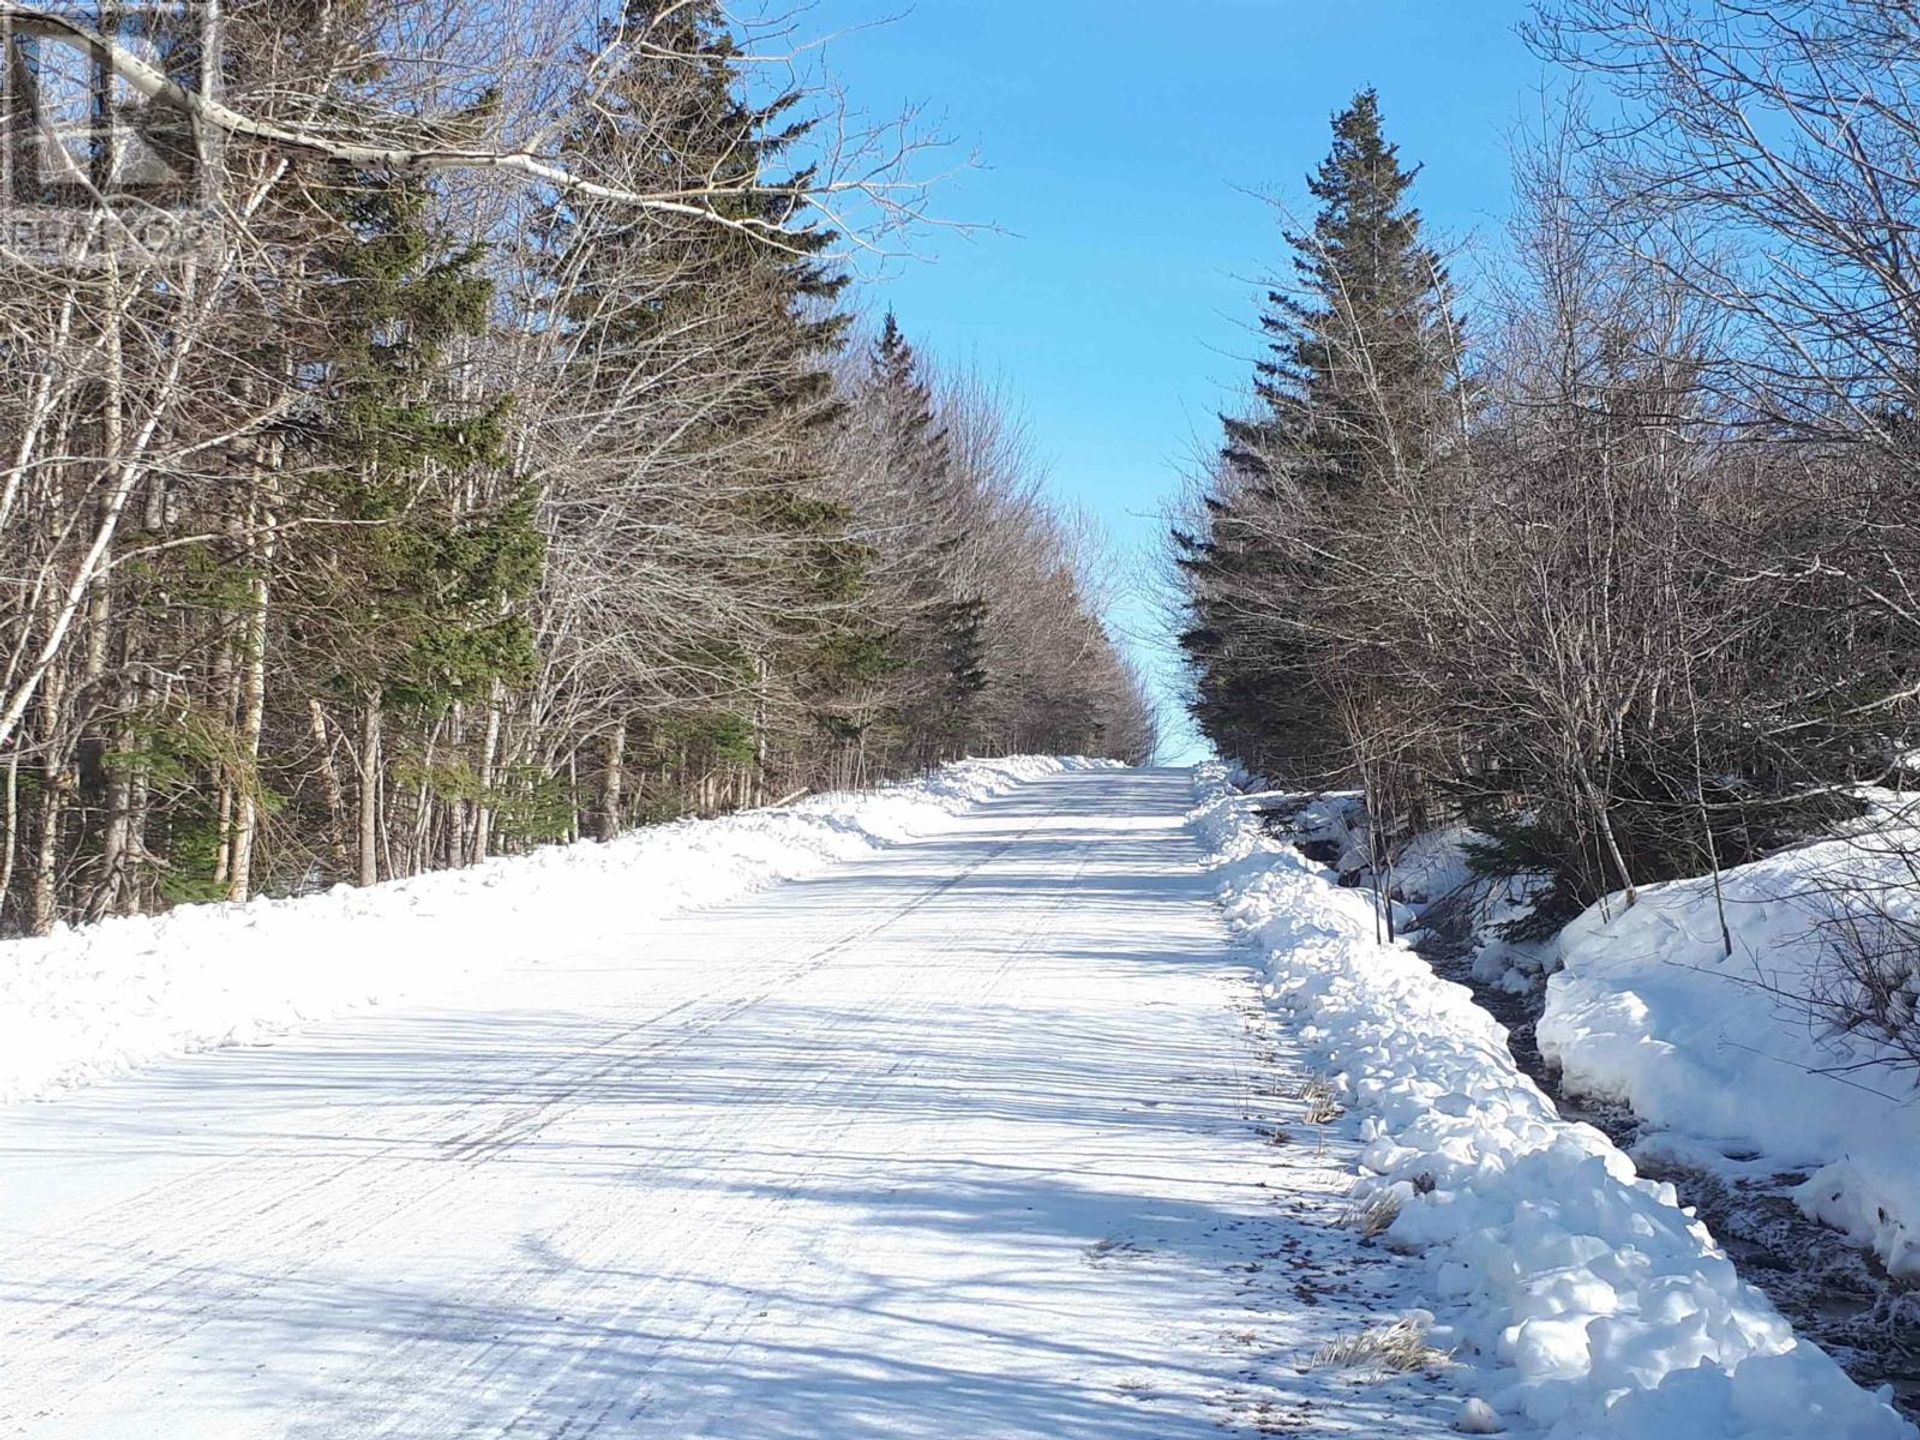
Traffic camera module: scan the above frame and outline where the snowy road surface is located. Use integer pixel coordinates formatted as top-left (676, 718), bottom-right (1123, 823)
top-left (0, 767), bottom-right (1442, 1439)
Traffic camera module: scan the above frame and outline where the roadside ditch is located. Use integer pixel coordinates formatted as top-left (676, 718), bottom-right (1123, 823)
top-left (1259, 803), bottom-right (1920, 1419)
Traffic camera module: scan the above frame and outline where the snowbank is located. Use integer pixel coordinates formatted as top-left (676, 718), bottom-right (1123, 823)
top-left (1189, 764), bottom-right (1911, 1440)
top-left (1540, 821), bottom-right (1920, 1280)
top-left (1284, 796), bottom-right (1557, 992)
top-left (1, 756), bottom-right (1096, 1104)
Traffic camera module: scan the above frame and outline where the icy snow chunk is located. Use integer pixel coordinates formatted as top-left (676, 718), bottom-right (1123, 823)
top-left (1455, 1397), bottom-right (1505, 1433)
top-left (1796, 1161), bottom-right (1920, 1281)
top-left (1505, 1314), bottom-right (1594, 1382)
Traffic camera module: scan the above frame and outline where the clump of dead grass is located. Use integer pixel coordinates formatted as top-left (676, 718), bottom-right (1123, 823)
top-left (1308, 1314), bottom-right (1452, 1376)
top-left (1300, 1076), bottom-right (1344, 1125)
top-left (1340, 1185), bottom-right (1402, 1238)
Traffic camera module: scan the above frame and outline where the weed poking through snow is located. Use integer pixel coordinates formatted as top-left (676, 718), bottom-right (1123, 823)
top-left (1340, 1186), bottom-right (1403, 1239)
top-left (1300, 1076), bottom-right (1343, 1125)
top-left (1307, 1313), bottom-right (1452, 1377)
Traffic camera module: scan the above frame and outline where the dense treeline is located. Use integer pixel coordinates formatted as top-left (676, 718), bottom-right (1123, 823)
top-left (1176, 2), bottom-right (1920, 937)
top-left (0, 0), bottom-right (1153, 934)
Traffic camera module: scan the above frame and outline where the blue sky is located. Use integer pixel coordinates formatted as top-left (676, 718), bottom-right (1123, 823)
top-left (802, 2), bottom-right (1550, 761)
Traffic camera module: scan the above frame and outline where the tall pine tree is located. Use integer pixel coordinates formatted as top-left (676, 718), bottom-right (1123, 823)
top-left (1227, 88), bottom-right (1457, 493)
top-left (1179, 89), bottom-right (1456, 782)
top-left (293, 174), bottom-right (539, 885)
top-left (542, 0), bottom-right (855, 819)
top-left (861, 314), bottom-right (988, 764)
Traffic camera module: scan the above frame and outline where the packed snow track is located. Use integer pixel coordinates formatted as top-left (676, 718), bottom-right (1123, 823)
top-left (0, 767), bottom-right (1407, 1439)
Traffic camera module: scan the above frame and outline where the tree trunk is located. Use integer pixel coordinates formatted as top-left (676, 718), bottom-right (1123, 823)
top-left (358, 691), bottom-right (382, 887)
top-left (210, 627), bottom-right (237, 889)
top-left (28, 636), bottom-right (73, 936)
top-left (308, 699), bottom-right (351, 871)
top-left (0, 748), bottom-right (18, 929)
top-left (472, 683), bottom-right (503, 862)
top-left (226, 485), bottom-right (277, 903)
top-left (600, 721), bottom-right (625, 842)
top-left (30, 781), bottom-right (64, 937)
top-left (445, 702), bottom-right (467, 868)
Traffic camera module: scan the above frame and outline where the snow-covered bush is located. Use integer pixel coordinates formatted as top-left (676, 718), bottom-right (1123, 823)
top-left (1806, 842), bottom-right (1920, 1074)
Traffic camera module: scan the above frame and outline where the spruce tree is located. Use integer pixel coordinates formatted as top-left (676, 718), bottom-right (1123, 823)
top-left (1226, 88), bottom-right (1456, 493)
top-left (857, 314), bottom-right (989, 763)
top-left (870, 314), bottom-right (952, 491)
top-left (1180, 89), bottom-right (1456, 783)
top-left (290, 174), bottom-right (540, 881)
top-left (594, 0), bottom-right (849, 410)
top-left (307, 178), bottom-right (538, 711)
top-left (546, 0), bottom-right (857, 811)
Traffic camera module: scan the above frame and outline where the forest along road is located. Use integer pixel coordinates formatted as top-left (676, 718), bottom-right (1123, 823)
top-left (0, 767), bottom-right (1443, 1440)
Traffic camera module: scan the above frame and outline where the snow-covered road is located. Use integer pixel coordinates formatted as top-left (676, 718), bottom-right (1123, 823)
top-left (0, 767), bottom-right (1437, 1439)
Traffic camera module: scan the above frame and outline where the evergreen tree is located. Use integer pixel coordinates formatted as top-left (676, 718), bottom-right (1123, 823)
top-left (592, 0), bottom-right (849, 413)
top-left (541, 0), bottom-right (857, 816)
top-left (870, 313), bottom-right (951, 485)
top-left (1173, 483), bottom-right (1306, 775)
top-left (318, 179), bottom-right (535, 705)
top-left (854, 314), bottom-right (991, 763)
top-left (1226, 88), bottom-right (1457, 493)
top-left (1180, 89), bottom-right (1456, 783)
top-left (290, 174), bottom-right (540, 883)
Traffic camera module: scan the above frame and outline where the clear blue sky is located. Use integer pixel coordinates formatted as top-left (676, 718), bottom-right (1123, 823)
top-left (803, 2), bottom-right (1549, 762)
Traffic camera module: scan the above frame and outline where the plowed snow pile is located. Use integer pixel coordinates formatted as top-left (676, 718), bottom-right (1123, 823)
top-left (1, 756), bottom-right (1097, 1103)
top-left (1190, 764), bottom-right (1912, 1440)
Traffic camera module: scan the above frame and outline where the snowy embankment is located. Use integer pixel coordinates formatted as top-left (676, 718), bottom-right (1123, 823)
top-left (1190, 765), bottom-right (1912, 1440)
top-left (1540, 818), bottom-right (1920, 1282)
top-left (0, 756), bottom-right (1093, 1105)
